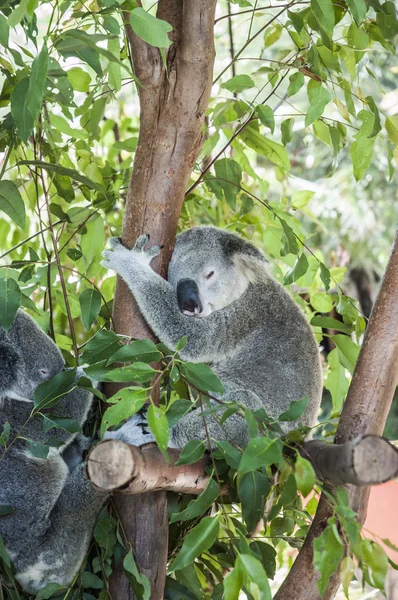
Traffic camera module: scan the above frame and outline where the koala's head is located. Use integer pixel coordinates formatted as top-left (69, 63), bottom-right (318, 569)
top-left (0, 310), bottom-right (64, 400)
top-left (168, 226), bottom-right (267, 317)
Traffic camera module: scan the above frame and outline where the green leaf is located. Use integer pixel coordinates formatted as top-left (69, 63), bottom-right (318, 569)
top-left (319, 262), bottom-right (331, 291)
top-left (0, 536), bottom-right (11, 567)
top-left (82, 330), bottom-right (122, 364)
top-left (240, 126), bottom-right (290, 171)
top-left (0, 422), bottom-right (10, 447)
top-left (213, 158), bottom-right (242, 210)
top-left (0, 181), bottom-right (25, 231)
top-left (108, 339), bottom-right (162, 365)
top-left (386, 116), bottom-right (398, 145)
top-left (18, 161), bottom-right (106, 193)
top-left (238, 471), bottom-right (270, 532)
top-left (175, 440), bottom-right (206, 466)
top-left (55, 30), bottom-right (130, 77)
top-left (123, 550), bottom-right (151, 600)
top-left (10, 42), bottom-right (48, 143)
top-left (0, 505), bottom-right (14, 516)
top-left (130, 8), bottom-right (173, 48)
top-left (264, 23), bottom-right (282, 48)
top-left (305, 80), bottom-right (332, 127)
top-left (256, 105), bottom-right (275, 133)
top-left (287, 72), bottom-right (304, 97)
top-left (170, 479), bottom-right (219, 523)
top-left (221, 75), bottom-right (255, 93)
top-left (310, 316), bottom-right (353, 335)
top-left (66, 249), bottom-right (82, 262)
top-left (294, 454), bottom-right (316, 497)
top-left (0, 276), bottom-right (21, 331)
top-left (310, 291), bottom-right (334, 312)
top-left (33, 369), bottom-right (76, 411)
top-left (216, 440), bottom-right (242, 469)
top-left (284, 253), bottom-right (309, 285)
top-left (147, 403), bottom-right (169, 458)
top-left (96, 363), bottom-right (157, 383)
top-left (94, 515), bottom-right (117, 560)
top-left (100, 388), bottom-right (146, 436)
top-left (108, 37), bottom-right (121, 92)
top-left (311, 0), bottom-right (335, 40)
top-left (314, 522), bottom-right (344, 596)
top-left (332, 334), bottom-right (360, 374)
top-left (113, 137), bottom-right (138, 152)
top-left (171, 517), bottom-right (219, 571)
top-left (325, 349), bottom-right (348, 414)
top-left (79, 289), bottom-right (101, 330)
top-left (365, 96), bottom-right (381, 138)
top-left (181, 362), bottom-right (224, 394)
top-left (346, 0), bottom-right (367, 25)
top-left (43, 415), bottom-right (82, 434)
top-left (238, 437), bottom-right (282, 476)
top-left (279, 218), bottom-right (299, 256)
top-left (0, 15), bottom-right (9, 48)
top-left (281, 118), bottom-right (294, 145)
top-left (80, 216), bottom-right (105, 269)
top-left (340, 556), bottom-right (355, 597)
top-left (67, 67), bottom-right (92, 92)
top-left (237, 554), bottom-right (272, 600)
top-left (347, 22), bottom-right (369, 49)
top-left (82, 572), bottom-right (104, 589)
top-left (279, 397), bottom-right (308, 421)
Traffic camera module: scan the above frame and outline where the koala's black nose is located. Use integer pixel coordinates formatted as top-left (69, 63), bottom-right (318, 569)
top-left (177, 279), bottom-right (203, 315)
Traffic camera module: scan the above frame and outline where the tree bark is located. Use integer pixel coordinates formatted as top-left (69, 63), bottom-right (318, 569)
top-left (107, 2), bottom-right (217, 599)
top-left (275, 229), bottom-right (398, 600)
top-left (87, 440), bottom-right (214, 494)
top-left (301, 435), bottom-right (398, 487)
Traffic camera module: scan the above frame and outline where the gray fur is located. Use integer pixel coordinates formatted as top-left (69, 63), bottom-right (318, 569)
top-left (0, 311), bottom-right (108, 594)
top-left (102, 226), bottom-right (323, 449)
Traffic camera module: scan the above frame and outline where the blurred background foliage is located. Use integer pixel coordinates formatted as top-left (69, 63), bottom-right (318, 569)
top-left (0, 0), bottom-right (397, 597)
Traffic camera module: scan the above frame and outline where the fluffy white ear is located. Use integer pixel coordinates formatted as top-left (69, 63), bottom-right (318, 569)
top-left (232, 253), bottom-right (269, 283)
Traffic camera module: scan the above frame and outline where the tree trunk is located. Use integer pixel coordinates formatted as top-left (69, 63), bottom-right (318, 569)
top-left (107, 2), bottom-right (217, 598)
top-left (275, 229), bottom-right (398, 600)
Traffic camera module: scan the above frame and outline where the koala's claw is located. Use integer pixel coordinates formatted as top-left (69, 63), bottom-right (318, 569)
top-left (109, 237), bottom-right (123, 249)
top-left (134, 234), bottom-right (150, 251)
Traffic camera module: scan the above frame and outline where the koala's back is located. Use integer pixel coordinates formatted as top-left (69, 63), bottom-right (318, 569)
top-left (212, 276), bottom-right (322, 427)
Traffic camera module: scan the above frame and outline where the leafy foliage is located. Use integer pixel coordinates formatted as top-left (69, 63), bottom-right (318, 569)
top-left (0, 0), bottom-right (397, 597)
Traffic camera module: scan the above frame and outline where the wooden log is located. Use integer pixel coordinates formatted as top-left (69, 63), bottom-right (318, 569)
top-left (87, 440), bottom-right (212, 495)
top-left (301, 435), bottom-right (398, 487)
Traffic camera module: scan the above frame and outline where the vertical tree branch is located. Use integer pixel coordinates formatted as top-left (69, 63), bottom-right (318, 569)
top-left (275, 229), bottom-right (398, 600)
top-left (107, 2), bottom-right (217, 598)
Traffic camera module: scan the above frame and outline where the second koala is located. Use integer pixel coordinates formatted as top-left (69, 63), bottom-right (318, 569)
top-left (102, 226), bottom-right (323, 448)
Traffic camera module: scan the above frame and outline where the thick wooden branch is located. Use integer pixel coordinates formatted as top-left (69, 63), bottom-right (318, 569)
top-left (87, 440), bottom-right (211, 495)
top-left (301, 435), bottom-right (398, 487)
top-left (275, 229), bottom-right (398, 600)
top-left (87, 435), bottom-right (398, 496)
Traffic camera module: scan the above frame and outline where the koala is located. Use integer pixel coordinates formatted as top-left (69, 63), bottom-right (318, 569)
top-left (0, 310), bottom-right (108, 594)
top-left (102, 226), bottom-right (323, 449)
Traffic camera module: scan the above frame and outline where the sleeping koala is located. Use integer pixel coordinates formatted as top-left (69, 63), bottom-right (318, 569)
top-left (102, 226), bottom-right (323, 449)
top-left (0, 311), bottom-right (107, 594)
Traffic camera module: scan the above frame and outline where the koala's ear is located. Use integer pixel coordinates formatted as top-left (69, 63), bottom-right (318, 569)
top-left (223, 235), bottom-right (268, 263)
top-left (0, 342), bottom-right (21, 396)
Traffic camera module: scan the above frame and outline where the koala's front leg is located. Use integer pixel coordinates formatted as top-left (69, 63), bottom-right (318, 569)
top-left (102, 237), bottom-right (226, 361)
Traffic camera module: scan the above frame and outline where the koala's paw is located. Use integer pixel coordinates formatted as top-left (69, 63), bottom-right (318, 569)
top-left (103, 413), bottom-right (155, 447)
top-left (132, 235), bottom-right (161, 265)
top-left (101, 235), bottom-right (160, 274)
